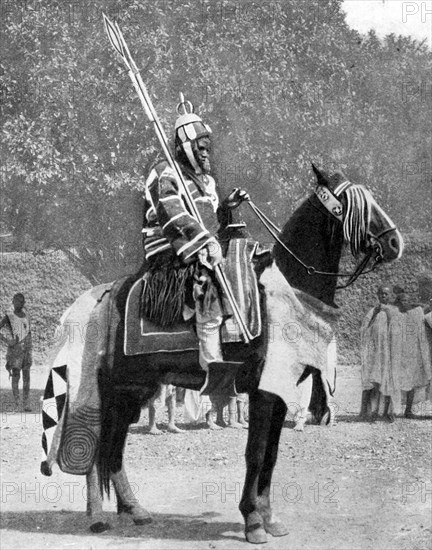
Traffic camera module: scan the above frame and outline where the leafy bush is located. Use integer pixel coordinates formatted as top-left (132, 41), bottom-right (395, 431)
top-left (1, 0), bottom-right (430, 282)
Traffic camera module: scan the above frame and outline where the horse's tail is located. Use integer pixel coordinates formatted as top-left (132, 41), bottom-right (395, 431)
top-left (96, 276), bottom-right (148, 499)
top-left (98, 372), bottom-right (148, 498)
top-left (96, 278), bottom-right (126, 499)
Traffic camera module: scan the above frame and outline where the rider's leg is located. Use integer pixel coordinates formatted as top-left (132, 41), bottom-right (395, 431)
top-left (196, 315), bottom-right (224, 371)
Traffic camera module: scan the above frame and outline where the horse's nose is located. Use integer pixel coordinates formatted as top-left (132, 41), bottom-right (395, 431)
top-left (385, 230), bottom-right (404, 261)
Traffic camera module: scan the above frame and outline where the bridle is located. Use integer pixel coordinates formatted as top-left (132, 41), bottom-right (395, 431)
top-left (247, 183), bottom-right (394, 290)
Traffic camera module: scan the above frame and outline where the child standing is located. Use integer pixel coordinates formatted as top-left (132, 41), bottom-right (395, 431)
top-left (0, 293), bottom-right (33, 411)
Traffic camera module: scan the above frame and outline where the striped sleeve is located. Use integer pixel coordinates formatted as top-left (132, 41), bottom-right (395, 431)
top-left (150, 162), bottom-right (212, 262)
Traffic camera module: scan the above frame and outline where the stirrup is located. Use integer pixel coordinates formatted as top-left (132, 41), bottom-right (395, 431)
top-left (200, 361), bottom-right (244, 397)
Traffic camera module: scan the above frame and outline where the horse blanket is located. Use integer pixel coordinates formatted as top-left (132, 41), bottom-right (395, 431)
top-left (41, 265), bottom-right (338, 475)
top-left (41, 284), bottom-right (111, 476)
top-left (258, 265), bottom-right (339, 408)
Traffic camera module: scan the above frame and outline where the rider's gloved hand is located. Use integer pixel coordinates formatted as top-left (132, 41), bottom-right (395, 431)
top-left (225, 188), bottom-right (250, 209)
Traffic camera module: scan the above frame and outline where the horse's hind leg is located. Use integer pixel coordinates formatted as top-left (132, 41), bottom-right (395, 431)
top-left (256, 395), bottom-right (289, 538)
top-left (87, 464), bottom-right (110, 533)
top-left (294, 373), bottom-right (313, 431)
top-left (239, 390), bottom-right (275, 544)
top-left (110, 395), bottom-right (152, 525)
top-left (112, 467), bottom-right (152, 525)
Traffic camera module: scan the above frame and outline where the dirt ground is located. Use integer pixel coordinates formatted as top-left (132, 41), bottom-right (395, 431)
top-left (0, 364), bottom-right (431, 550)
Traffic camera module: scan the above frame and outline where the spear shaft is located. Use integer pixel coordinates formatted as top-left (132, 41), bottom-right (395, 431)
top-left (103, 14), bottom-right (253, 343)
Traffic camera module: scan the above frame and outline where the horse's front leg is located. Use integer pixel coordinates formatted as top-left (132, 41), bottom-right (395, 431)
top-left (256, 395), bottom-right (289, 538)
top-left (239, 390), bottom-right (276, 544)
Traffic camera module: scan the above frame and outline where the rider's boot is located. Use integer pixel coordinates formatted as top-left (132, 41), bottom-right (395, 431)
top-left (196, 314), bottom-right (243, 396)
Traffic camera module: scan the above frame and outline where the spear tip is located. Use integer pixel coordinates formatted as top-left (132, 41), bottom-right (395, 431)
top-left (103, 12), bottom-right (124, 58)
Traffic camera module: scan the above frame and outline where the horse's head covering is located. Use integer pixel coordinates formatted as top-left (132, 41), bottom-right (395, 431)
top-left (175, 93), bottom-right (212, 173)
top-left (312, 164), bottom-right (374, 256)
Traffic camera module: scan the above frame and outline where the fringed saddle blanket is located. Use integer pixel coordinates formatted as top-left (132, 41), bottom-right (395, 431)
top-left (258, 265), bottom-right (339, 408)
top-left (41, 283), bottom-right (112, 476)
top-left (124, 238), bottom-right (262, 355)
top-left (124, 277), bottom-right (199, 356)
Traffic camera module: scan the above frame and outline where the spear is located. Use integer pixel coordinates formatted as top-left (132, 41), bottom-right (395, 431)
top-left (103, 14), bottom-right (253, 343)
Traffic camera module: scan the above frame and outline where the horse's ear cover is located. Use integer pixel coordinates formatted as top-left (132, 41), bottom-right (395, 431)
top-left (311, 163), bottom-right (329, 188)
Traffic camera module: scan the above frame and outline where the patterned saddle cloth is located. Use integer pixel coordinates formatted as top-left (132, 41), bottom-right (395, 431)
top-left (124, 239), bottom-right (266, 356)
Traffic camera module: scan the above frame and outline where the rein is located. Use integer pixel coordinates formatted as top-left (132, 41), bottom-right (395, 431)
top-left (247, 200), bottom-right (383, 289)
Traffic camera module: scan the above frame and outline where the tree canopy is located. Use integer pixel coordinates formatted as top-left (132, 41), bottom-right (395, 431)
top-left (1, 0), bottom-right (431, 281)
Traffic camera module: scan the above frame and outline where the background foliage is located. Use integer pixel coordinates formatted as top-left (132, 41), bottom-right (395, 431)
top-left (1, 0), bottom-right (431, 282)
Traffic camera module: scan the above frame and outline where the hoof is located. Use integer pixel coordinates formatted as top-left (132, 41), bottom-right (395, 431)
top-left (132, 505), bottom-right (152, 525)
top-left (118, 503), bottom-right (152, 525)
top-left (244, 511), bottom-right (267, 544)
top-left (90, 521), bottom-right (111, 533)
top-left (245, 526), bottom-right (267, 544)
top-left (264, 520), bottom-right (289, 537)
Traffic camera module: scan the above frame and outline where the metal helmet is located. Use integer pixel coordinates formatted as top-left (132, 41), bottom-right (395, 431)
top-left (175, 93), bottom-right (212, 173)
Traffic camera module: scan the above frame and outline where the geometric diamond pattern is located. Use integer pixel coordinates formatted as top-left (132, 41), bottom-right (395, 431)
top-left (41, 365), bottom-right (68, 464)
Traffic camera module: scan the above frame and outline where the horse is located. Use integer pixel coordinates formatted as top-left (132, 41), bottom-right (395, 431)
top-left (40, 165), bottom-right (403, 544)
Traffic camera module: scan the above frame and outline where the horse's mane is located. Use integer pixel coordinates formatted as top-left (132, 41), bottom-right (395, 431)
top-left (342, 185), bottom-right (373, 256)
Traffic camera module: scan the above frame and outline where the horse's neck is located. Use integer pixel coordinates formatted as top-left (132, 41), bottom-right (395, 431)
top-left (273, 199), bottom-right (344, 307)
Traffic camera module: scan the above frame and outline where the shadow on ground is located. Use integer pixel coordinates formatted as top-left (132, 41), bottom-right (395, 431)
top-left (0, 510), bottom-right (244, 542)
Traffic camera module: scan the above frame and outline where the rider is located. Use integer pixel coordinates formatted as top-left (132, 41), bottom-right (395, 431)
top-left (142, 96), bottom-right (249, 372)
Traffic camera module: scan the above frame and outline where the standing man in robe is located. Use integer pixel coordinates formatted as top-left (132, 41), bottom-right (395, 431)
top-left (359, 285), bottom-right (398, 422)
